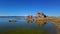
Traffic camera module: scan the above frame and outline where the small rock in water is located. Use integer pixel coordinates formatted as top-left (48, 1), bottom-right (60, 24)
top-left (9, 20), bottom-right (17, 22)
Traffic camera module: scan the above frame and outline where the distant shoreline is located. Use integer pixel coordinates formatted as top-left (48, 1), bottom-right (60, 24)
top-left (0, 16), bottom-right (25, 18)
top-left (0, 16), bottom-right (60, 18)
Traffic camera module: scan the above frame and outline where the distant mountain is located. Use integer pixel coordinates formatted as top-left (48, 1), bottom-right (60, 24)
top-left (0, 16), bottom-right (26, 18)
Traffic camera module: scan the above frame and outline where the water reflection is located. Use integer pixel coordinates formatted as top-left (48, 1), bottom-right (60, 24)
top-left (26, 19), bottom-right (48, 27)
top-left (35, 22), bottom-right (47, 27)
top-left (26, 21), bottom-right (57, 34)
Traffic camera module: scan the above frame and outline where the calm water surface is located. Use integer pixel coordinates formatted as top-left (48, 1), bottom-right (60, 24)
top-left (0, 18), bottom-right (57, 34)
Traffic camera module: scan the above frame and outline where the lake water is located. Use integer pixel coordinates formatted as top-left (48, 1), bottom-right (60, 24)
top-left (0, 18), bottom-right (57, 34)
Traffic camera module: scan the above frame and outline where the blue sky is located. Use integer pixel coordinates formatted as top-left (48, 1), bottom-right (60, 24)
top-left (0, 0), bottom-right (60, 16)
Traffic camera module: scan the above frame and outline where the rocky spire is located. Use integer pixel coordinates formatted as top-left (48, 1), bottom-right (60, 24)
top-left (36, 12), bottom-right (46, 18)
